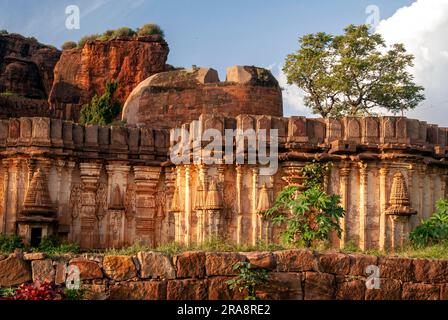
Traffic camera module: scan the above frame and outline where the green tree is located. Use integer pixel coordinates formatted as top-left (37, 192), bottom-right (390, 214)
top-left (264, 162), bottom-right (344, 247)
top-left (283, 24), bottom-right (425, 118)
top-left (137, 23), bottom-right (165, 38)
top-left (80, 81), bottom-right (121, 125)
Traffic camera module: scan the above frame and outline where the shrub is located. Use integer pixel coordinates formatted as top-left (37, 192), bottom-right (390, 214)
top-left (112, 27), bottom-right (136, 39)
top-left (98, 29), bottom-right (115, 41)
top-left (226, 262), bottom-right (268, 300)
top-left (61, 41), bottom-right (77, 50)
top-left (264, 162), bottom-right (344, 247)
top-left (64, 288), bottom-right (87, 300)
top-left (0, 235), bottom-right (24, 253)
top-left (137, 23), bottom-right (165, 38)
top-left (80, 81), bottom-right (121, 125)
top-left (36, 235), bottom-right (80, 254)
top-left (0, 29), bottom-right (8, 35)
top-left (77, 34), bottom-right (99, 48)
top-left (410, 199), bottom-right (448, 247)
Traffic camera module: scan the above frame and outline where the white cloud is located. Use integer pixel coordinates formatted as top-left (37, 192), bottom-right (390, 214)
top-left (267, 63), bottom-right (314, 117)
top-left (376, 0), bottom-right (448, 126)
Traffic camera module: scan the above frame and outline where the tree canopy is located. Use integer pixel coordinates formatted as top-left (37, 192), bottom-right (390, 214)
top-left (283, 24), bottom-right (425, 118)
top-left (80, 81), bottom-right (121, 126)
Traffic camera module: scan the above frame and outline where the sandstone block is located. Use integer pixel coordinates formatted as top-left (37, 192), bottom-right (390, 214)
top-left (208, 277), bottom-right (247, 300)
top-left (82, 284), bottom-right (108, 300)
top-left (275, 250), bottom-right (317, 272)
top-left (257, 273), bottom-right (303, 300)
top-left (55, 262), bottom-right (67, 285)
top-left (413, 259), bottom-right (448, 283)
top-left (137, 252), bottom-right (176, 280)
top-left (243, 252), bottom-right (276, 270)
top-left (32, 259), bottom-right (55, 283)
top-left (205, 252), bottom-right (247, 276)
top-left (69, 258), bottom-right (103, 280)
top-left (317, 252), bottom-right (350, 275)
top-left (348, 254), bottom-right (378, 276)
top-left (402, 283), bottom-right (440, 300)
top-left (379, 257), bottom-right (414, 282)
top-left (174, 251), bottom-right (206, 279)
top-left (304, 272), bottom-right (335, 300)
top-left (365, 278), bottom-right (401, 300)
top-left (0, 255), bottom-right (32, 287)
top-left (103, 255), bottom-right (137, 281)
top-left (109, 281), bottom-right (167, 300)
top-left (24, 253), bottom-right (47, 261)
top-left (167, 279), bottom-right (207, 300)
top-left (336, 280), bottom-right (366, 300)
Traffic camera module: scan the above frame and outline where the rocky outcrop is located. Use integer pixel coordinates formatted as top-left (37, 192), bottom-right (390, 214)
top-left (122, 66), bottom-right (283, 128)
top-left (49, 35), bottom-right (170, 121)
top-left (0, 34), bottom-right (61, 98)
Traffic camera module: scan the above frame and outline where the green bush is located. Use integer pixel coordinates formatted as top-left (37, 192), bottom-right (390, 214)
top-left (137, 23), bottom-right (165, 38)
top-left (0, 235), bottom-right (24, 253)
top-left (80, 81), bottom-right (121, 125)
top-left (0, 29), bottom-right (8, 35)
top-left (410, 199), bottom-right (448, 247)
top-left (112, 27), bottom-right (136, 39)
top-left (77, 34), bottom-right (100, 48)
top-left (36, 235), bottom-right (80, 255)
top-left (264, 162), bottom-right (344, 247)
top-left (61, 41), bottom-right (77, 50)
top-left (226, 262), bottom-right (268, 300)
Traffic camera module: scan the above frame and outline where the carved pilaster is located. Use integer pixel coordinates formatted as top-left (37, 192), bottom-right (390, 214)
top-left (79, 163), bottom-right (102, 249)
top-left (379, 166), bottom-right (389, 251)
top-left (133, 166), bottom-right (161, 247)
top-left (236, 165), bottom-right (243, 245)
top-left (251, 167), bottom-right (259, 246)
top-left (358, 162), bottom-right (368, 250)
top-left (338, 164), bottom-right (351, 249)
top-left (0, 161), bottom-right (9, 233)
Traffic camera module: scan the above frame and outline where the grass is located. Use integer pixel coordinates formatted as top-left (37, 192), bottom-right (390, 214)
top-left (0, 91), bottom-right (19, 97)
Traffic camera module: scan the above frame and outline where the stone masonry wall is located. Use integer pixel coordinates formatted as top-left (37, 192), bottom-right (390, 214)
top-left (1, 250), bottom-right (448, 300)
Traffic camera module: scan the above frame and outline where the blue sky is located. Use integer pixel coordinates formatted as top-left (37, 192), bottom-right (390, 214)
top-left (0, 0), bottom-right (418, 117)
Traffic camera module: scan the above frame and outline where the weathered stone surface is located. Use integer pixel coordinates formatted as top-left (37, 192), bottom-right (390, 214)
top-left (348, 254), bottom-right (378, 276)
top-left (205, 253), bottom-right (246, 276)
top-left (103, 255), bottom-right (137, 281)
top-left (365, 278), bottom-right (402, 300)
top-left (402, 283), bottom-right (440, 300)
top-left (208, 277), bottom-right (247, 300)
top-left (413, 259), bottom-right (448, 283)
top-left (379, 257), bottom-right (414, 282)
top-left (275, 250), bottom-right (317, 272)
top-left (109, 281), bottom-right (167, 300)
top-left (24, 253), bottom-right (47, 261)
top-left (257, 273), bottom-right (303, 300)
top-left (137, 252), bottom-right (176, 280)
top-left (50, 36), bottom-right (169, 121)
top-left (32, 259), bottom-right (55, 283)
top-left (243, 252), bottom-right (276, 270)
top-left (82, 284), bottom-right (108, 300)
top-left (69, 258), bottom-right (103, 280)
top-left (336, 279), bottom-right (366, 300)
top-left (0, 255), bottom-right (32, 287)
top-left (318, 252), bottom-right (350, 275)
top-left (441, 284), bottom-right (448, 300)
top-left (55, 262), bottom-right (67, 285)
top-left (304, 272), bottom-right (335, 300)
top-left (174, 251), bottom-right (206, 279)
top-left (167, 279), bottom-right (207, 300)
top-left (0, 255), bottom-right (7, 261)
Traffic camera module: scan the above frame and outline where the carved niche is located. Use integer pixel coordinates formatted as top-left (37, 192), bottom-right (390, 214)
top-left (95, 183), bottom-right (108, 220)
top-left (69, 183), bottom-right (82, 220)
top-left (125, 182), bottom-right (136, 221)
top-left (386, 171), bottom-right (416, 217)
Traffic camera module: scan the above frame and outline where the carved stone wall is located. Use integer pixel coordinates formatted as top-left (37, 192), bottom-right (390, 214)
top-left (0, 115), bottom-right (447, 249)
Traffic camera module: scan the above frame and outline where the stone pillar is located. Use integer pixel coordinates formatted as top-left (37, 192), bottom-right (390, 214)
top-left (0, 161), bottom-right (9, 234)
top-left (164, 167), bottom-right (176, 243)
top-left (251, 167), bottom-right (259, 246)
top-left (79, 163), bottom-right (102, 249)
top-left (55, 160), bottom-right (66, 209)
top-left (358, 162), bottom-right (368, 250)
top-left (379, 166), bottom-right (389, 251)
top-left (134, 166), bottom-right (161, 247)
top-left (5, 159), bottom-right (21, 234)
top-left (105, 164), bottom-right (131, 248)
top-left (195, 164), bottom-right (207, 244)
top-left (184, 166), bottom-right (192, 245)
top-left (173, 166), bottom-right (183, 243)
top-left (338, 165), bottom-right (351, 249)
top-left (418, 165), bottom-right (425, 220)
top-left (236, 165), bottom-right (243, 245)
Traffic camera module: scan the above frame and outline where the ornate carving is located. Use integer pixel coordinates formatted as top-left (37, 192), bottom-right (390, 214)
top-left (386, 171), bottom-right (416, 216)
top-left (95, 183), bottom-right (108, 221)
top-left (69, 183), bottom-right (82, 220)
top-left (125, 183), bottom-right (136, 221)
top-left (205, 180), bottom-right (223, 210)
top-left (21, 169), bottom-right (55, 216)
top-left (257, 183), bottom-right (271, 214)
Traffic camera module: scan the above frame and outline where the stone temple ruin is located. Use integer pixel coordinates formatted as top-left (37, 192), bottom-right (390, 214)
top-left (0, 35), bottom-right (447, 251)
